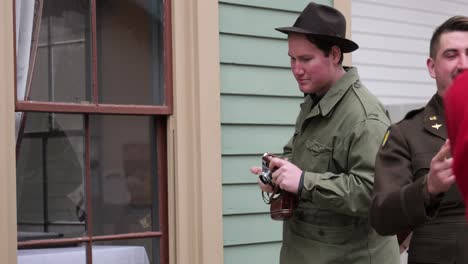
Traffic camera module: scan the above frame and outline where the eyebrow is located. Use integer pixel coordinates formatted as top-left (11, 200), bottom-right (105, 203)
top-left (442, 48), bottom-right (459, 56)
top-left (288, 53), bottom-right (312, 58)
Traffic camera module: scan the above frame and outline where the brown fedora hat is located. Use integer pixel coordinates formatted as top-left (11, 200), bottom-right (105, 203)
top-left (276, 2), bottom-right (358, 53)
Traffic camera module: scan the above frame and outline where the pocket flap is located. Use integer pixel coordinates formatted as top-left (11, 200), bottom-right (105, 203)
top-left (306, 140), bottom-right (331, 156)
top-left (412, 153), bottom-right (433, 176)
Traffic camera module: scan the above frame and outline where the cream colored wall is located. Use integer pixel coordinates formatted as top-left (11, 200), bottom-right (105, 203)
top-left (334, 0), bottom-right (352, 66)
top-left (169, 1), bottom-right (223, 264)
top-left (0, 0), bottom-right (18, 263)
top-left (0, 0), bottom-right (223, 263)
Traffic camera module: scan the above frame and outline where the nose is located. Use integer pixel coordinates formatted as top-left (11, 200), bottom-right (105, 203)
top-left (291, 61), bottom-right (304, 76)
top-left (460, 54), bottom-right (468, 70)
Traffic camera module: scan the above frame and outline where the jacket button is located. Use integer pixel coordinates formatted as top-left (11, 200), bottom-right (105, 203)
top-left (353, 82), bottom-right (361, 88)
top-left (318, 230), bottom-right (325, 236)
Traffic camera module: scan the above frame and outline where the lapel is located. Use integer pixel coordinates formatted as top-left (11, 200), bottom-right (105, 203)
top-left (423, 94), bottom-right (447, 140)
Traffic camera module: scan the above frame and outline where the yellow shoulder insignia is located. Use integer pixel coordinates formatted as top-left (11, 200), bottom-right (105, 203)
top-left (382, 129), bottom-right (390, 147)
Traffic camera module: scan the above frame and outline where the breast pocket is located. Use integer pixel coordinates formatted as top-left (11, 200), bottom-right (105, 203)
top-left (412, 153), bottom-right (433, 180)
top-left (305, 139), bottom-right (332, 173)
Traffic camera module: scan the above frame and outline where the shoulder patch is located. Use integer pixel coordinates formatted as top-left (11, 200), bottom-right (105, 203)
top-left (403, 107), bottom-right (425, 120)
top-left (381, 128), bottom-right (391, 147)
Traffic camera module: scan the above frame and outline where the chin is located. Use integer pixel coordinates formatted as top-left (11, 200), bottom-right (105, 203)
top-left (298, 85), bottom-right (313, 94)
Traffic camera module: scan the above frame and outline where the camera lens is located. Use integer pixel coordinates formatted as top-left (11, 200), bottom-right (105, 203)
top-left (259, 172), bottom-right (272, 185)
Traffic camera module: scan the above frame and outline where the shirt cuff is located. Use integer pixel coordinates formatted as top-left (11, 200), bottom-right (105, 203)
top-left (422, 175), bottom-right (444, 216)
top-left (300, 171), bottom-right (321, 201)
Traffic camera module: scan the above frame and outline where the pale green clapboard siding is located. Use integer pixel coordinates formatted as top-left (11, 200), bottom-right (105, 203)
top-left (223, 214), bottom-right (283, 246)
top-left (220, 64), bottom-right (300, 96)
top-left (220, 1), bottom-right (333, 263)
top-left (221, 95), bottom-right (302, 125)
top-left (223, 184), bottom-right (269, 215)
top-left (220, 34), bottom-right (289, 67)
top-left (220, 0), bottom-right (332, 12)
top-left (224, 243), bottom-right (282, 264)
top-left (219, 3), bottom-right (297, 39)
top-left (222, 125), bottom-right (293, 155)
top-left (222, 155), bottom-right (259, 184)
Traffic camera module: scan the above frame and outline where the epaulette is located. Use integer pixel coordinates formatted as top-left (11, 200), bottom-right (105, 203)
top-left (402, 107), bottom-right (425, 120)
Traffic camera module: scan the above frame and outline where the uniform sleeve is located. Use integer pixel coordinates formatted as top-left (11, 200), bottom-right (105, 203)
top-left (299, 118), bottom-right (389, 217)
top-left (369, 124), bottom-right (433, 235)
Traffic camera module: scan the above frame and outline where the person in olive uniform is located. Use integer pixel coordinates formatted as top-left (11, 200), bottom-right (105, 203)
top-left (249, 2), bottom-right (399, 264)
top-left (370, 16), bottom-right (468, 264)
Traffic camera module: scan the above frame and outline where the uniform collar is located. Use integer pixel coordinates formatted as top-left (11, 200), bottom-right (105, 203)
top-left (423, 93), bottom-right (446, 140)
top-left (304, 67), bottom-right (360, 119)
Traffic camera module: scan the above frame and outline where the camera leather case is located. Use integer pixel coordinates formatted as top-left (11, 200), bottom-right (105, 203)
top-left (270, 191), bottom-right (298, 220)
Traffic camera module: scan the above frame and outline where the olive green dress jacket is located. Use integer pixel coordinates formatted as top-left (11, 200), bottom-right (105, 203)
top-left (279, 68), bottom-right (399, 264)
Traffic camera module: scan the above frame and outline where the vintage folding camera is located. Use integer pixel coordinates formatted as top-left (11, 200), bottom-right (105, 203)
top-left (259, 153), bottom-right (275, 186)
top-left (259, 153), bottom-right (298, 221)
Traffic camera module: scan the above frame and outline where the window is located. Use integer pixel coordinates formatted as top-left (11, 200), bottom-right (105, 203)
top-left (15, 1), bottom-right (171, 263)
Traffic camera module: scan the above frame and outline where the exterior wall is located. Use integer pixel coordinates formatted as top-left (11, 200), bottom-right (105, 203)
top-left (351, 0), bottom-right (468, 121)
top-left (0, 1), bottom-right (17, 263)
top-left (218, 1), bottom-right (332, 263)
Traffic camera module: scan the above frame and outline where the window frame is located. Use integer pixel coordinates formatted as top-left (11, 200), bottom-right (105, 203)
top-left (13, 1), bottom-right (172, 263)
top-left (15, 0), bottom-right (173, 115)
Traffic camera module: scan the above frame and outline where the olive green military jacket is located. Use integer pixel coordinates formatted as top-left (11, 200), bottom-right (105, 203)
top-left (371, 94), bottom-right (468, 263)
top-left (280, 68), bottom-right (399, 264)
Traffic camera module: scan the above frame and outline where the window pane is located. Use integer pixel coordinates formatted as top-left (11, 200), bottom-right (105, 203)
top-left (91, 115), bottom-right (160, 236)
top-left (94, 238), bottom-right (159, 264)
top-left (29, 47), bottom-right (50, 101)
top-left (17, 113), bottom-right (86, 240)
top-left (28, 0), bottom-right (91, 103)
top-left (97, 0), bottom-right (165, 105)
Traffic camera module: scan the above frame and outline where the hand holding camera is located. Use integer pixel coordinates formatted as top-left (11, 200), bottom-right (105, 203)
top-left (249, 166), bottom-right (274, 193)
top-left (253, 153), bottom-right (299, 220)
top-left (259, 153), bottom-right (277, 186)
top-left (260, 153), bottom-right (302, 194)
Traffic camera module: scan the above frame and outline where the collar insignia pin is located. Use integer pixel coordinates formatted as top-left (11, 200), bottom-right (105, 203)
top-left (432, 123), bottom-right (442, 130)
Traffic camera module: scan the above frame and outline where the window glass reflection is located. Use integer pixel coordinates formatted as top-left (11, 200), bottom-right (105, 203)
top-left (17, 113), bottom-right (86, 240)
top-left (29, 0), bottom-right (90, 103)
top-left (22, 0), bottom-right (165, 105)
top-left (90, 115), bottom-right (159, 236)
top-left (97, 0), bottom-right (164, 105)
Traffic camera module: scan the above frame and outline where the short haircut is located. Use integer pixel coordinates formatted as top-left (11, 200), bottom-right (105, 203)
top-left (430, 16), bottom-right (468, 59)
top-left (305, 35), bottom-right (344, 65)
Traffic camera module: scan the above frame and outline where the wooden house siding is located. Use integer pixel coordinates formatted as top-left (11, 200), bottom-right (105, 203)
top-left (219, 1), bottom-right (332, 263)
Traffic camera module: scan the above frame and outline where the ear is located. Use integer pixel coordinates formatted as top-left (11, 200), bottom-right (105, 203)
top-left (427, 57), bottom-right (436, 79)
top-left (331, 45), bottom-right (342, 64)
